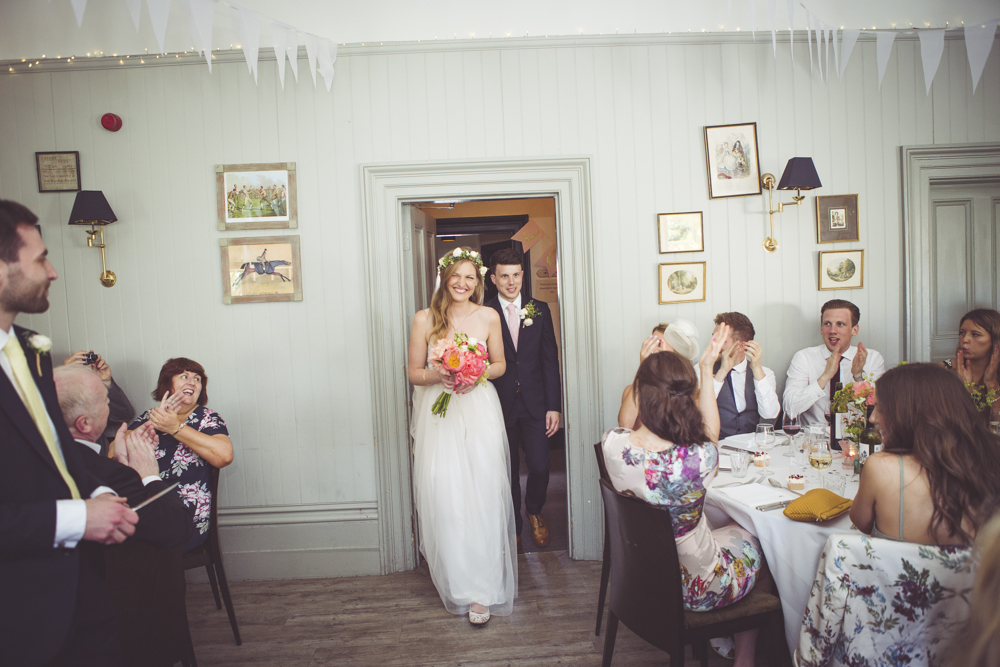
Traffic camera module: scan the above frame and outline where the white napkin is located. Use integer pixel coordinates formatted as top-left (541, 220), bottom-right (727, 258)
top-left (717, 483), bottom-right (797, 507)
top-left (718, 454), bottom-right (731, 470)
top-left (720, 433), bottom-right (757, 450)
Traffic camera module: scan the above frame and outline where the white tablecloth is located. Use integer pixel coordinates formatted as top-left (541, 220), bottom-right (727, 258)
top-left (703, 434), bottom-right (861, 657)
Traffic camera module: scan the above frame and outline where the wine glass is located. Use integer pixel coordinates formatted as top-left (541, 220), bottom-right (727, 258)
top-left (754, 423), bottom-right (776, 477)
top-left (781, 413), bottom-right (800, 456)
top-left (808, 437), bottom-right (833, 483)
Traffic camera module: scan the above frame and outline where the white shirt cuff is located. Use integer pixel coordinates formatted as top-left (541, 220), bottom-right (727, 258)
top-left (141, 475), bottom-right (161, 486)
top-left (92, 486), bottom-right (117, 498)
top-left (54, 499), bottom-right (87, 549)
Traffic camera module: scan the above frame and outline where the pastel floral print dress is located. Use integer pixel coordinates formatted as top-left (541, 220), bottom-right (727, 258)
top-left (602, 428), bottom-right (763, 611)
top-left (130, 405), bottom-right (229, 552)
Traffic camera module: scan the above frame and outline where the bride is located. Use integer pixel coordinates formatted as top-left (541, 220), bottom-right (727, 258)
top-left (407, 247), bottom-right (518, 625)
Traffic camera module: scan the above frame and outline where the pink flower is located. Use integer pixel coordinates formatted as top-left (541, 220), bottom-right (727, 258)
top-left (852, 381), bottom-right (872, 397)
top-left (866, 394), bottom-right (876, 406)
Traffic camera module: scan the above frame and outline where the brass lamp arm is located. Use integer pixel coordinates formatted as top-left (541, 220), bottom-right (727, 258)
top-left (761, 173), bottom-right (806, 253)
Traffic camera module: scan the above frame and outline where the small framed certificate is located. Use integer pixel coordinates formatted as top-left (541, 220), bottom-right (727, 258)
top-left (36, 151), bottom-right (81, 193)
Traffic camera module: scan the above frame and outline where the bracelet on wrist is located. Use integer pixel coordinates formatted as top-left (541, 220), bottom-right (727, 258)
top-left (172, 423), bottom-right (185, 436)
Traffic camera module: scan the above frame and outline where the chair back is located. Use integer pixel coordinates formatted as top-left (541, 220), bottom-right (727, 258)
top-left (599, 479), bottom-right (687, 654)
top-left (593, 442), bottom-right (610, 484)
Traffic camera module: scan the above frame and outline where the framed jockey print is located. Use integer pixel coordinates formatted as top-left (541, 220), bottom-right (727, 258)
top-left (219, 235), bottom-right (303, 304)
top-left (216, 162), bottom-right (297, 231)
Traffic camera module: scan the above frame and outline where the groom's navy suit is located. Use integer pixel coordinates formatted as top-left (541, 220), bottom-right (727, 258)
top-left (486, 296), bottom-right (561, 536)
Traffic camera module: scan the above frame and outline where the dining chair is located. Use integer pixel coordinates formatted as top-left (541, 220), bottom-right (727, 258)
top-left (598, 479), bottom-right (787, 667)
top-left (593, 442), bottom-right (612, 635)
top-left (183, 466), bottom-right (242, 646)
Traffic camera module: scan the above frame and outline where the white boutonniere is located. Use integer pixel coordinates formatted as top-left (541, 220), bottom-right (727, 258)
top-left (519, 301), bottom-right (541, 328)
top-left (24, 333), bottom-right (52, 376)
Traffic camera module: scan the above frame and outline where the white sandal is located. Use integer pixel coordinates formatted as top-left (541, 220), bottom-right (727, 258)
top-left (469, 605), bottom-right (491, 626)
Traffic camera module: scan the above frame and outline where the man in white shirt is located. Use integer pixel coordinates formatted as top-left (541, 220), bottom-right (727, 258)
top-left (0, 200), bottom-right (137, 666)
top-left (704, 312), bottom-right (780, 438)
top-left (783, 299), bottom-right (886, 427)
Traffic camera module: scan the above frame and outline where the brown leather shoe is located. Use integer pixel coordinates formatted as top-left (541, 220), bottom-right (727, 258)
top-left (527, 513), bottom-right (550, 547)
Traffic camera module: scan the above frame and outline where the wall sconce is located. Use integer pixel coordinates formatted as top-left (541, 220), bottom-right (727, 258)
top-left (68, 191), bottom-right (118, 287)
top-left (760, 157), bottom-right (822, 252)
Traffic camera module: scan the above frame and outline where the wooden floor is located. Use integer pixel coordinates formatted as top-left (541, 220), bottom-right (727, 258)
top-left (186, 551), bottom-right (744, 666)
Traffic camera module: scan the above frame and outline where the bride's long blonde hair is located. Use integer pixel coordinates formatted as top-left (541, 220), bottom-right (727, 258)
top-left (427, 247), bottom-right (486, 343)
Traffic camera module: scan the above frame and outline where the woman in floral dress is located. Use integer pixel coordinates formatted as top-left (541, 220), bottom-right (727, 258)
top-left (603, 325), bottom-right (771, 667)
top-left (129, 358), bottom-right (234, 552)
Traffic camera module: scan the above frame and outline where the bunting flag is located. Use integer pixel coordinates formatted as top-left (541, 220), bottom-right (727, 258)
top-left (805, 9), bottom-right (813, 73)
top-left (303, 33), bottom-right (319, 88)
top-left (786, 0), bottom-right (795, 59)
top-left (918, 29), bottom-right (946, 94)
top-left (317, 40), bottom-right (337, 92)
top-left (286, 41), bottom-right (299, 83)
top-left (875, 31), bottom-right (896, 90)
top-left (832, 26), bottom-right (840, 78)
top-left (271, 23), bottom-right (291, 89)
top-left (825, 24), bottom-right (832, 80)
top-left (237, 6), bottom-right (260, 82)
top-left (124, 0), bottom-right (142, 32)
top-left (965, 19), bottom-right (1000, 93)
top-left (819, 25), bottom-right (826, 81)
top-left (839, 29), bottom-right (860, 79)
top-left (70, 0), bottom-right (87, 27)
top-left (145, 0), bottom-right (171, 53)
top-left (187, 0), bottom-right (216, 72)
top-left (768, 0), bottom-right (777, 55)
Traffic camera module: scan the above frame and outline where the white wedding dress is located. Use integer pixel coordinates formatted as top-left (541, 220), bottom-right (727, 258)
top-left (410, 341), bottom-right (518, 617)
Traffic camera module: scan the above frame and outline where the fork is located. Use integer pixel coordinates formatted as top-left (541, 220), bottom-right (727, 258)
top-left (715, 475), bottom-right (762, 489)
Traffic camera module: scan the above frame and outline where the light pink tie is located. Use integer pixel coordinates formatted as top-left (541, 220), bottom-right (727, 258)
top-left (506, 303), bottom-right (520, 351)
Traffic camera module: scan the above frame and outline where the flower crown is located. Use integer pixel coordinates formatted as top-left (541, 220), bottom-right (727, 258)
top-left (438, 247), bottom-right (489, 277)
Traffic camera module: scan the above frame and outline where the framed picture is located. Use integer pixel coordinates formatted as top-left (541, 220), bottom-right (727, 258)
top-left (659, 261), bottom-right (707, 304)
top-left (703, 123), bottom-right (762, 199)
top-left (220, 235), bottom-right (303, 304)
top-left (818, 249), bottom-right (864, 291)
top-left (216, 162), bottom-right (297, 231)
top-left (35, 151), bottom-right (81, 192)
top-left (657, 212), bottom-right (704, 254)
top-left (816, 194), bottom-right (859, 243)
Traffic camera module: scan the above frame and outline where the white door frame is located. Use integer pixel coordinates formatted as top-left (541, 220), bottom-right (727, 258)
top-left (359, 157), bottom-right (604, 573)
top-left (900, 142), bottom-right (1000, 361)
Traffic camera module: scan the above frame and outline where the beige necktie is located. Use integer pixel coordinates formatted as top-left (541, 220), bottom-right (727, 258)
top-left (506, 303), bottom-right (520, 351)
top-left (4, 335), bottom-right (81, 499)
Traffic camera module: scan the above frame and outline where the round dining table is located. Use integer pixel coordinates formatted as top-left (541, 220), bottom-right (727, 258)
top-left (703, 433), bottom-right (862, 657)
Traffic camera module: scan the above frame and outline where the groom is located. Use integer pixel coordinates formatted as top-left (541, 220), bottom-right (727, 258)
top-left (487, 248), bottom-right (562, 550)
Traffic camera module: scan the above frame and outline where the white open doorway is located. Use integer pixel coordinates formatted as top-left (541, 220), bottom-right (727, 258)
top-left (360, 158), bottom-right (602, 573)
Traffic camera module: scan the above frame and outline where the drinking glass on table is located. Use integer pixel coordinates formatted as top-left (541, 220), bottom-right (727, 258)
top-left (730, 450), bottom-right (751, 478)
top-left (809, 438), bottom-right (833, 482)
top-left (754, 423), bottom-right (777, 477)
top-left (791, 433), bottom-right (810, 472)
top-left (821, 470), bottom-right (848, 496)
top-left (781, 412), bottom-right (800, 456)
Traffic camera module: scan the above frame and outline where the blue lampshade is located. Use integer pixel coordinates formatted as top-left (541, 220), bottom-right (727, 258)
top-left (68, 190), bottom-right (117, 226)
top-left (776, 157), bottom-right (822, 191)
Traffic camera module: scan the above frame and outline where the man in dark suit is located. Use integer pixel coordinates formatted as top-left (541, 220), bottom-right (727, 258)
top-left (61, 350), bottom-right (136, 456)
top-left (0, 200), bottom-right (138, 666)
top-left (486, 248), bottom-right (562, 549)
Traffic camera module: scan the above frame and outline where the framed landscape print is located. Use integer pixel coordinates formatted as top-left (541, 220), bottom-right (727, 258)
top-left (703, 123), bottom-right (762, 199)
top-left (216, 162), bottom-right (297, 231)
top-left (35, 151), bottom-right (81, 192)
top-left (658, 212), bottom-right (704, 253)
top-left (220, 235), bottom-right (303, 304)
top-left (818, 249), bottom-right (864, 291)
top-left (659, 261), bottom-right (707, 304)
top-left (816, 194), bottom-right (859, 243)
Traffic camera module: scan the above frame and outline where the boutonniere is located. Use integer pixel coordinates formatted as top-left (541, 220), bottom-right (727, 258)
top-left (519, 301), bottom-right (541, 327)
top-left (24, 333), bottom-right (52, 376)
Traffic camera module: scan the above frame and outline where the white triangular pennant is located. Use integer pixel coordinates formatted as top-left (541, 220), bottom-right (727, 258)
top-left (271, 22), bottom-right (290, 89)
top-left (786, 0), bottom-right (794, 59)
top-left (965, 19), bottom-right (1000, 94)
top-left (187, 0), bottom-right (215, 72)
top-left (70, 0), bottom-right (87, 27)
top-left (819, 26), bottom-right (827, 81)
top-left (124, 0), bottom-right (142, 32)
top-left (825, 24), bottom-right (832, 81)
top-left (840, 29), bottom-right (860, 78)
top-left (832, 27), bottom-right (840, 78)
top-left (768, 0), bottom-right (777, 55)
top-left (237, 6), bottom-right (260, 83)
top-left (918, 29), bottom-right (945, 95)
top-left (805, 9), bottom-right (813, 74)
top-left (145, 0), bottom-right (171, 53)
top-left (876, 31), bottom-right (896, 90)
top-left (318, 40), bottom-right (336, 92)
top-left (286, 42), bottom-right (299, 83)
top-left (303, 33), bottom-right (319, 88)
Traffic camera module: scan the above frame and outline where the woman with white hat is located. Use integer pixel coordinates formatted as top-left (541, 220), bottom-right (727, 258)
top-left (617, 320), bottom-right (700, 428)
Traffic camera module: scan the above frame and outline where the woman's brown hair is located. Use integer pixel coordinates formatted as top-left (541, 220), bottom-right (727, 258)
top-left (632, 351), bottom-right (708, 446)
top-left (876, 363), bottom-right (1000, 544)
top-left (427, 248), bottom-right (485, 344)
top-left (152, 357), bottom-right (209, 406)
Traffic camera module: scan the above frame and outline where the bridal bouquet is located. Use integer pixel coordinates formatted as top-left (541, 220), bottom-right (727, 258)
top-left (428, 332), bottom-right (490, 417)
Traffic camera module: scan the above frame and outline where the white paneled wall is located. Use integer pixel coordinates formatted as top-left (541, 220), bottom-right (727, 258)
top-left (0, 34), bottom-right (997, 578)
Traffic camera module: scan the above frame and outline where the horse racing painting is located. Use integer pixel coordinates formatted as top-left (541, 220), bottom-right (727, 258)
top-left (216, 162), bottom-right (298, 231)
top-left (220, 235), bottom-right (303, 304)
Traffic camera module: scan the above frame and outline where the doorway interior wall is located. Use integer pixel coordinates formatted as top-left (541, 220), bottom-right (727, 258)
top-left (359, 157), bottom-right (602, 573)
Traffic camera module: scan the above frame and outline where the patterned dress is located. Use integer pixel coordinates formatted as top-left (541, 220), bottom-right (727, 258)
top-left (129, 405), bottom-right (228, 552)
top-left (602, 428), bottom-right (763, 611)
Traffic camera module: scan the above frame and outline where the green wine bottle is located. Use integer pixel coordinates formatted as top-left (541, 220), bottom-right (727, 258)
top-left (830, 382), bottom-right (846, 451)
top-left (858, 404), bottom-right (882, 463)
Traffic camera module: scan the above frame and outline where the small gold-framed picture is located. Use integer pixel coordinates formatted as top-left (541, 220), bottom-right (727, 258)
top-left (816, 194), bottom-right (859, 243)
top-left (220, 235), bottom-right (303, 304)
top-left (818, 249), bottom-right (864, 291)
top-left (657, 212), bottom-right (704, 254)
top-left (659, 262), bottom-right (707, 304)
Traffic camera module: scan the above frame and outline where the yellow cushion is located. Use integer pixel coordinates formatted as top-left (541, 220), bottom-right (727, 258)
top-left (783, 488), bottom-right (852, 522)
